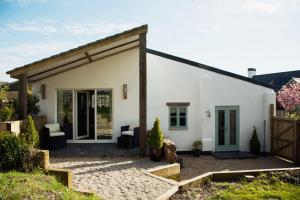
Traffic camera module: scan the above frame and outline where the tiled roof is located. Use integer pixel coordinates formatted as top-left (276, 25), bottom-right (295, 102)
top-left (253, 70), bottom-right (300, 92)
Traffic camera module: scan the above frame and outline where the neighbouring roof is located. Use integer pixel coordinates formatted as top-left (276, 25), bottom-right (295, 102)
top-left (6, 25), bottom-right (148, 81)
top-left (253, 70), bottom-right (300, 92)
top-left (146, 49), bottom-right (273, 89)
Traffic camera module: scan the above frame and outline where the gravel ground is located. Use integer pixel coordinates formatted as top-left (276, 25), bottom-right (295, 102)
top-left (179, 155), bottom-right (294, 180)
top-left (50, 156), bottom-right (173, 200)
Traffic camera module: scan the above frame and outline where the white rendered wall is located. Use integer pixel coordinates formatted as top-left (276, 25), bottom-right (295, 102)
top-left (32, 48), bottom-right (139, 142)
top-left (147, 53), bottom-right (276, 152)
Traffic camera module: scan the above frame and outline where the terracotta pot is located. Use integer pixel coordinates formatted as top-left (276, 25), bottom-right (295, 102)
top-left (192, 149), bottom-right (201, 157)
top-left (150, 148), bottom-right (162, 162)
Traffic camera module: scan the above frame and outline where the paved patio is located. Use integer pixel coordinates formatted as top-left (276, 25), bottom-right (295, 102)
top-left (50, 143), bottom-right (139, 157)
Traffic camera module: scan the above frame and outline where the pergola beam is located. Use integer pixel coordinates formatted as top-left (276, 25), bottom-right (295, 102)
top-left (85, 52), bottom-right (93, 63)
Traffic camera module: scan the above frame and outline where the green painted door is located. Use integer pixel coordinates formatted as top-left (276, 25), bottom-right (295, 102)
top-left (215, 106), bottom-right (240, 152)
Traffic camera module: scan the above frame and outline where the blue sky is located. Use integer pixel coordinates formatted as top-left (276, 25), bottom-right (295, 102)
top-left (1, 0), bottom-right (300, 82)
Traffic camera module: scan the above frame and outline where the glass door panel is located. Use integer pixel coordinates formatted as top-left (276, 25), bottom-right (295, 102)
top-left (229, 110), bottom-right (237, 145)
top-left (77, 91), bottom-right (88, 139)
top-left (57, 90), bottom-right (73, 140)
top-left (215, 106), bottom-right (239, 151)
top-left (96, 90), bottom-right (113, 140)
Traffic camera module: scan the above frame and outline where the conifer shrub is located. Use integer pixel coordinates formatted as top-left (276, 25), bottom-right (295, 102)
top-left (20, 115), bottom-right (39, 148)
top-left (148, 118), bottom-right (164, 149)
top-left (249, 126), bottom-right (261, 155)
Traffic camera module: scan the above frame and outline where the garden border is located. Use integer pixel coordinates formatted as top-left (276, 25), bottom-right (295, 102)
top-left (144, 162), bottom-right (300, 199)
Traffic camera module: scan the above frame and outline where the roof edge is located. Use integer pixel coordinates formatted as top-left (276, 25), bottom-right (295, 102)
top-left (146, 48), bottom-right (274, 90)
top-left (7, 24), bottom-right (148, 77)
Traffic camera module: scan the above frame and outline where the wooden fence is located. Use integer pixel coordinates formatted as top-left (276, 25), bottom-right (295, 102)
top-left (270, 104), bottom-right (300, 164)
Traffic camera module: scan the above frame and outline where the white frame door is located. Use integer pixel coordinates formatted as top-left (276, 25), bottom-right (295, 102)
top-left (56, 88), bottom-right (114, 143)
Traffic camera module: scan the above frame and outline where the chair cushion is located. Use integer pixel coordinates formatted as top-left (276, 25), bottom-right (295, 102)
top-left (45, 123), bottom-right (60, 132)
top-left (129, 121), bottom-right (139, 131)
top-left (122, 130), bottom-right (134, 136)
top-left (49, 131), bottom-right (65, 137)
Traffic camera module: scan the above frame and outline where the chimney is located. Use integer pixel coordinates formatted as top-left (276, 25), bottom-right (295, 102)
top-left (248, 68), bottom-right (256, 78)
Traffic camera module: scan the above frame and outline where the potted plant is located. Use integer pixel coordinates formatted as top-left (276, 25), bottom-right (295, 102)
top-left (192, 140), bottom-right (202, 157)
top-left (249, 126), bottom-right (260, 155)
top-left (148, 118), bottom-right (164, 162)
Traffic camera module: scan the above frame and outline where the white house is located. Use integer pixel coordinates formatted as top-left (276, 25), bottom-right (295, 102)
top-left (6, 25), bottom-right (275, 154)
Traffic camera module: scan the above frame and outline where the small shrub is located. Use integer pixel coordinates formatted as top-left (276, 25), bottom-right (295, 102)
top-left (20, 148), bottom-right (43, 172)
top-left (148, 118), bottom-right (164, 149)
top-left (193, 140), bottom-right (202, 149)
top-left (0, 132), bottom-right (25, 171)
top-left (249, 126), bottom-right (261, 155)
top-left (0, 105), bottom-right (15, 122)
top-left (20, 115), bottom-right (39, 148)
top-left (27, 93), bottom-right (40, 117)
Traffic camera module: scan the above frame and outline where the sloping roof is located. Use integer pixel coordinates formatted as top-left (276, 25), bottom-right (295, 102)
top-left (7, 25), bottom-right (148, 80)
top-left (253, 70), bottom-right (300, 92)
top-left (146, 49), bottom-right (273, 89)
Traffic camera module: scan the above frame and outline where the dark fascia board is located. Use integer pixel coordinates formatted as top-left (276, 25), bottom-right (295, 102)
top-left (146, 49), bottom-right (274, 90)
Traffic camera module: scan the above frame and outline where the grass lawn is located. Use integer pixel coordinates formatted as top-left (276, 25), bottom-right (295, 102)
top-left (210, 173), bottom-right (300, 200)
top-left (0, 171), bottom-right (101, 200)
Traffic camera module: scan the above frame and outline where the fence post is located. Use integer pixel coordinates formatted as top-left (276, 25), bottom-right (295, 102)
top-left (294, 120), bottom-right (299, 164)
top-left (270, 104), bottom-right (275, 153)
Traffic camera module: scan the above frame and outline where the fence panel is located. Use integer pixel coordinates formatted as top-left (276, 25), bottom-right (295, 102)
top-left (271, 116), bottom-right (300, 164)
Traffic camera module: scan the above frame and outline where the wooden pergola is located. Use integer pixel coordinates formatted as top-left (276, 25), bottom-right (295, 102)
top-left (6, 25), bottom-right (148, 155)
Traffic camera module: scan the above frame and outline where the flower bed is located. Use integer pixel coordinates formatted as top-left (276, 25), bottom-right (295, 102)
top-left (170, 170), bottom-right (300, 200)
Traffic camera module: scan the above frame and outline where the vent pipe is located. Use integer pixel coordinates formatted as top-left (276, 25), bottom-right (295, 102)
top-left (248, 68), bottom-right (256, 78)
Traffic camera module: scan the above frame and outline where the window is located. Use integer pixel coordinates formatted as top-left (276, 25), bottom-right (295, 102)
top-left (167, 102), bottom-right (189, 129)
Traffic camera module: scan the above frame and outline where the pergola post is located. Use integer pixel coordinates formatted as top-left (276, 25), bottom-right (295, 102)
top-left (18, 74), bottom-right (28, 119)
top-left (139, 33), bottom-right (147, 156)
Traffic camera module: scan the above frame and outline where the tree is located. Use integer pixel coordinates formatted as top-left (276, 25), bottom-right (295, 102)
top-left (277, 83), bottom-right (300, 111)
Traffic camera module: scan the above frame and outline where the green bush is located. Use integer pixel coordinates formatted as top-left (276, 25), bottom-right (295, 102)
top-left (0, 132), bottom-right (26, 171)
top-left (249, 126), bottom-right (261, 155)
top-left (147, 118), bottom-right (164, 149)
top-left (20, 115), bottom-right (39, 148)
top-left (20, 148), bottom-right (43, 172)
top-left (27, 93), bottom-right (40, 117)
top-left (0, 105), bottom-right (15, 122)
top-left (193, 140), bottom-right (202, 149)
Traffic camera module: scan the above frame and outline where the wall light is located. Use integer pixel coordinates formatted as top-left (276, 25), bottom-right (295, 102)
top-left (205, 110), bottom-right (211, 117)
top-left (40, 84), bottom-right (46, 99)
top-left (123, 84), bottom-right (127, 99)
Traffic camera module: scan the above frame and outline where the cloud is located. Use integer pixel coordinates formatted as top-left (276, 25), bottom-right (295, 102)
top-left (64, 22), bottom-right (139, 36)
top-left (6, 22), bottom-right (59, 33)
top-left (4, 0), bottom-right (47, 7)
top-left (195, 0), bottom-right (300, 15)
top-left (2, 19), bottom-right (139, 36)
top-left (242, 1), bottom-right (279, 13)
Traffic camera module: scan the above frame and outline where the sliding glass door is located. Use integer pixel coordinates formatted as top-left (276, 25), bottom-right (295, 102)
top-left (56, 89), bottom-right (113, 142)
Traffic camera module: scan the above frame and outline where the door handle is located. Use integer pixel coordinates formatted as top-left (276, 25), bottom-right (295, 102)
top-left (225, 127), bottom-right (228, 132)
